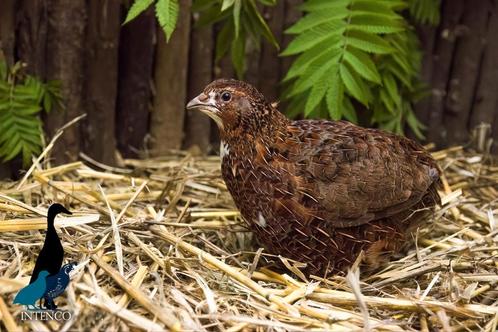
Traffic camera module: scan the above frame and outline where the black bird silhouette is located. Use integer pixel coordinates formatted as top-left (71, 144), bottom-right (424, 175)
top-left (29, 204), bottom-right (72, 285)
top-left (43, 262), bottom-right (77, 310)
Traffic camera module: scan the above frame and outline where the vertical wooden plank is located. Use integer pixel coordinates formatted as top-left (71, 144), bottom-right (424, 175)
top-left (82, 0), bottom-right (121, 165)
top-left (425, 0), bottom-right (464, 146)
top-left (245, 41), bottom-right (261, 87)
top-left (0, 0), bottom-right (16, 178)
top-left (470, 4), bottom-right (498, 129)
top-left (443, 0), bottom-right (490, 145)
top-left (184, 23), bottom-right (213, 154)
top-left (280, 0), bottom-right (302, 76)
top-left (0, 0), bottom-right (16, 66)
top-left (279, 0), bottom-right (302, 115)
top-left (116, 8), bottom-right (155, 158)
top-left (16, 0), bottom-right (48, 77)
top-left (150, 0), bottom-right (192, 155)
top-left (413, 24), bottom-right (437, 128)
top-left (43, 0), bottom-right (86, 164)
top-left (259, 1), bottom-right (285, 102)
top-left (14, 0), bottom-right (48, 174)
top-left (492, 104), bottom-right (498, 154)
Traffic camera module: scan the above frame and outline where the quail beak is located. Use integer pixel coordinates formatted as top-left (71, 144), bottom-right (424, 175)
top-left (186, 93), bottom-right (224, 128)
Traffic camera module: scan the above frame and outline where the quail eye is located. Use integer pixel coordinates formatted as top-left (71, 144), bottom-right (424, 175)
top-left (221, 91), bottom-right (231, 102)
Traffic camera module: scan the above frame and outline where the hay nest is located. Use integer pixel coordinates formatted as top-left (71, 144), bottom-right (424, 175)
top-left (0, 145), bottom-right (498, 331)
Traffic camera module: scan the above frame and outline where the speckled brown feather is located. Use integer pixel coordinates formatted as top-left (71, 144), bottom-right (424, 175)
top-left (189, 79), bottom-right (441, 275)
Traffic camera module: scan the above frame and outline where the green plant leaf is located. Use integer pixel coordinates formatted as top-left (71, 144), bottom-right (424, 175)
top-left (325, 70), bottom-right (343, 120)
top-left (233, 0), bottom-right (242, 38)
top-left (406, 107), bottom-right (426, 139)
top-left (195, 4), bottom-right (231, 27)
top-left (221, 0), bottom-right (235, 11)
top-left (258, 0), bottom-right (276, 5)
top-left (215, 20), bottom-right (234, 61)
top-left (342, 96), bottom-right (358, 123)
top-left (0, 60), bottom-right (6, 81)
top-left (192, 0), bottom-right (215, 12)
top-left (282, 20), bottom-right (345, 55)
top-left (124, 0), bottom-right (155, 25)
top-left (281, 0), bottom-right (432, 137)
top-left (285, 9), bottom-right (349, 34)
top-left (291, 53), bottom-right (340, 95)
top-left (409, 0), bottom-right (440, 25)
top-left (0, 59), bottom-right (62, 166)
top-left (304, 73), bottom-right (328, 115)
top-left (346, 30), bottom-right (394, 54)
top-left (340, 63), bottom-right (371, 106)
top-left (245, 0), bottom-right (279, 48)
top-left (155, 0), bottom-right (179, 41)
top-left (349, 14), bottom-right (405, 34)
top-left (382, 72), bottom-right (401, 109)
top-left (343, 48), bottom-right (381, 84)
top-left (231, 34), bottom-right (245, 78)
top-left (300, 0), bottom-right (351, 12)
top-left (283, 36), bottom-right (342, 82)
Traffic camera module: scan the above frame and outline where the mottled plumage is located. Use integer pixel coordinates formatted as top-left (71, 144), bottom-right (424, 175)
top-left (187, 79), bottom-right (441, 274)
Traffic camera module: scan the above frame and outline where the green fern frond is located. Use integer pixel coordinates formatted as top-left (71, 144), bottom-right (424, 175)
top-left (0, 60), bottom-right (60, 166)
top-left (282, 0), bottom-right (439, 134)
top-left (408, 0), bottom-right (440, 25)
top-left (124, 0), bottom-right (179, 42)
top-left (283, 0), bottom-right (400, 118)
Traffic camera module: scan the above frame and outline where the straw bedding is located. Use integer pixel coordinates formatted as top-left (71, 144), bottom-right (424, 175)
top-left (0, 144), bottom-right (498, 331)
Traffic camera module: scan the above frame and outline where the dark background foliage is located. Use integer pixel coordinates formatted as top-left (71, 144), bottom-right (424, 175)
top-left (0, 0), bottom-right (497, 179)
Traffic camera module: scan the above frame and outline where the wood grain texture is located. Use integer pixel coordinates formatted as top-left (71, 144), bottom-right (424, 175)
top-left (116, 8), bottom-right (155, 158)
top-left (443, 1), bottom-right (490, 145)
top-left (258, 1), bottom-right (285, 103)
top-left (150, 0), bottom-right (192, 155)
top-left (43, 0), bottom-right (86, 163)
top-left (82, 0), bottom-right (121, 165)
top-left (0, 0), bottom-right (16, 179)
top-left (424, 0), bottom-right (464, 146)
top-left (16, 0), bottom-right (48, 77)
top-left (471, 5), bottom-right (498, 129)
top-left (0, 0), bottom-right (16, 67)
top-left (184, 24), bottom-right (213, 154)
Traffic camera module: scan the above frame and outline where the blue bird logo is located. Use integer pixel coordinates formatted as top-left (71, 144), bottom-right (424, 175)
top-left (43, 263), bottom-right (77, 310)
top-left (13, 271), bottom-right (50, 310)
top-left (13, 204), bottom-right (78, 311)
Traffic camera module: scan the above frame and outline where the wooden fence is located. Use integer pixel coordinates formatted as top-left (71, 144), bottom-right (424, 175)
top-left (0, 0), bottom-right (497, 178)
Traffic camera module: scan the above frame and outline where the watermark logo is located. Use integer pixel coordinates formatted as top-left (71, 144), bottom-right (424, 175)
top-left (12, 203), bottom-right (76, 321)
top-left (14, 263), bottom-right (77, 320)
top-left (20, 309), bottom-right (73, 321)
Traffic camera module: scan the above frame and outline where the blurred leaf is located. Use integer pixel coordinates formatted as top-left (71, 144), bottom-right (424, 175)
top-left (233, 0), bottom-right (241, 38)
top-left (0, 59), bottom-right (61, 166)
top-left (231, 34), bottom-right (245, 79)
top-left (409, 0), bottom-right (440, 25)
top-left (194, 0), bottom-right (278, 78)
top-left (221, 0), bottom-right (235, 11)
top-left (124, 0), bottom-right (154, 25)
top-left (215, 20), bottom-right (234, 61)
